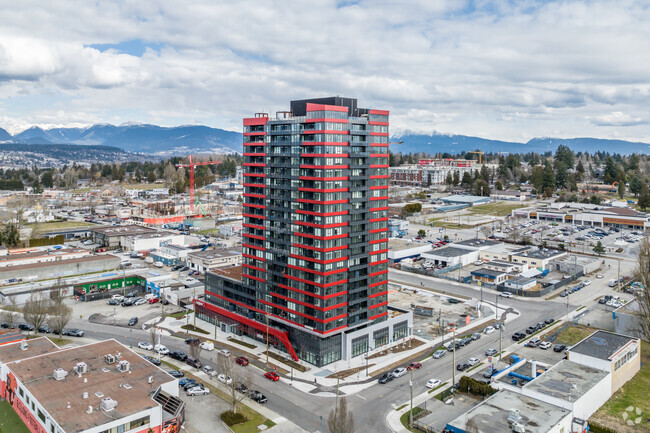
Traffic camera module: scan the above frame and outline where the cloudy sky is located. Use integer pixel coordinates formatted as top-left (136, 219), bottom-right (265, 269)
top-left (0, 0), bottom-right (649, 143)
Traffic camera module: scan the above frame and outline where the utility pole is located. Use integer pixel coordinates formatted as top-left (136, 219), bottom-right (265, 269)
top-left (334, 377), bottom-right (340, 422)
top-left (617, 258), bottom-right (621, 291)
top-left (265, 313), bottom-right (270, 365)
top-left (193, 286), bottom-right (196, 329)
top-left (452, 325), bottom-right (456, 386)
top-left (409, 369), bottom-right (414, 428)
top-left (113, 307), bottom-right (116, 326)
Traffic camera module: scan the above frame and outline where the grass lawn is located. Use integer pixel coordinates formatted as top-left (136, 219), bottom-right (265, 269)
top-left (468, 202), bottom-right (525, 216)
top-left (0, 401), bottom-right (31, 433)
top-left (590, 341), bottom-right (650, 432)
top-left (550, 324), bottom-right (595, 346)
top-left (399, 407), bottom-right (424, 433)
top-left (27, 220), bottom-right (99, 231)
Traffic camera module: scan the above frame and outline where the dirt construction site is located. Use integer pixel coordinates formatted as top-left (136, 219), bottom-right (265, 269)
top-left (388, 283), bottom-right (491, 340)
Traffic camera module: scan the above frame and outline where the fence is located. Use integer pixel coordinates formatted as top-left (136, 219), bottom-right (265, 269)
top-left (29, 235), bottom-right (65, 247)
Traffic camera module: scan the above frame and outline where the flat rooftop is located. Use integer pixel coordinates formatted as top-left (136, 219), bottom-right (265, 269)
top-left (7, 339), bottom-right (174, 433)
top-left (0, 254), bottom-right (119, 274)
top-left (447, 389), bottom-right (571, 433)
top-left (506, 276), bottom-right (536, 285)
top-left (455, 238), bottom-right (501, 248)
top-left (188, 248), bottom-right (242, 260)
top-left (0, 337), bottom-right (61, 362)
top-left (515, 248), bottom-right (566, 260)
top-left (484, 244), bottom-right (531, 255)
top-left (0, 247), bottom-right (88, 264)
top-left (485, 260), bottom-right (519, 267)
top-left (441, 195), bottom-right (490, 204)
top-left (525, 360), bottom-right (608, 400)
top-left (569, 330), bottom-right (639, 361)
top-left (471, 269), bottom-right (506, 278)
top-left (91, 225), bottom-right (158, 236)
top-left (388, 239), bottom-right (431, 252)
top-left (211, 265), bottom-right (243, 281)
top-left (423, 246), bottom-right (472, 258)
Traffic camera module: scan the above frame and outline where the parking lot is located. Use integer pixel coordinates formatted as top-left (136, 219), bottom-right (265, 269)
top-left (81, 296), bottom-right (180, 328)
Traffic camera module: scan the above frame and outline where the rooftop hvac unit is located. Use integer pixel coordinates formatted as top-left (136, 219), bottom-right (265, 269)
top-left (117, 360), bottom-right (130, 373)
top-left (511, 422), bottom-right (526, 433)
top-left (53, 368), bottom-right (68, 381)
top-left (74, 362), bottom-right (88, 374)
top-left (104, 354), bottom-right (116, 364)
top-left (100, 397), bottom-right (118, 412)
top-left (507, 409), bottom-right (522, 424)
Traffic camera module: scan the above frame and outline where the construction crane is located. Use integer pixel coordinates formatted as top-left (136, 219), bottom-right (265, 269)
top-left (467, 150), bottom-right (483, 164)
top-left (175, 154), bottom-right (221, 214)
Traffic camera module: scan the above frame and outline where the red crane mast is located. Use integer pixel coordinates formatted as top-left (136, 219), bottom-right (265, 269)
top-left (175, 154), bottom-right (221, 214)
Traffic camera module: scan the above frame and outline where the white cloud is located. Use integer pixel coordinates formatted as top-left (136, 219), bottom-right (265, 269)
top-left (0, 0), bottom-right (648, 143)
top-left (590, 112), bottom-right (646, 127)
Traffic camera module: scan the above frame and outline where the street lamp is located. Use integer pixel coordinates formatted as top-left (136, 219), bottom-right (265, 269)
top-left (287, 356), bottom-right (294, 382)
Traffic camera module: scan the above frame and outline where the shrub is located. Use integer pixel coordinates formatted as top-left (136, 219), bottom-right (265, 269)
top-left (459, 376), bottom-right (497, 397)
top-left (587, 422), bottom-right (618, 433)
top-left (220, 411), bottom-right (248, 426)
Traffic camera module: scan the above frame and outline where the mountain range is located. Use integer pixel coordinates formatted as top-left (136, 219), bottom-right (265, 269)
top-left (0, 124), bottom-right (647, 156)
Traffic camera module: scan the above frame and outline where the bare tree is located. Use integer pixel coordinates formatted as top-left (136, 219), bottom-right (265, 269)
top-left (149, 325), bottom-right (159, 348)
top-left (632, 237), bottom-right (650, 341)
top-left (188, 340), bottom-right (203, 368)
top-left (22, 292), bottom-right (49, 335)
top-left (328, 396), bottom-right (354, 433)
top-left (49, 298), bottom-right (72, 337)
top-left (509, 225), bottom-right (520, 244)
top-left (0, 296), bottom-right (18, 328)
top-left (216, 355), bottom-right (253, 413)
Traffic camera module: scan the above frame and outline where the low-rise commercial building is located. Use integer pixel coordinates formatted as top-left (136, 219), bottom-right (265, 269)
top-left (510, 248), bottom-right (567, 270)
top-left (513, 203), bottom-right (650, 231)
top-left (388, 239), bottom-right (433, 263)
top-left (186, 248), bottom-right (242, 273)
top-left (421, 246), bottom-right (478, 267)
top-left (91, 226), bottom-right (158, 250)
top-left (567, 330), bottom-right (640, 394)
top-left (471, 269), bottom-right (509, 286)
top-left (490, 190), bottom-right (531, 201)
top-left (0, 247), bottom-right (90, 269)
top-left (0, 338), bottom-right (184, 433)
top-left (123, 232), bottom-right (185, 252)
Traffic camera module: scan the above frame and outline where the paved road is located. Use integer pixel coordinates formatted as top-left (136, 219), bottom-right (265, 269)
top-left (63, 270), bottom-right (576, 433)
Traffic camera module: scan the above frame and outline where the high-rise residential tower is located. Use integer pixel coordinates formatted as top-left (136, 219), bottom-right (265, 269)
top-left (196, 97), bottom-right (412, 366)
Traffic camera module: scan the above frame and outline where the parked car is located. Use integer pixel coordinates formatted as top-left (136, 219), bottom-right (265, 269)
top-left (483, 367), bottom-right (495, 378)
top-left (456, 363), bottom-right (470, 371)
top-left (169, 350), bottom-right (187, 361)
top-left (249, 390), bottom-right (267, 403)
top-left (134, 298), bottom-right (146, 306)
top-left (471, 333), bottom-right (481, 341)
top-left (18, 323), bottom-right (34, 331)
top-left (107, 299), bottom-right (120, 305)
top-left (178, 378), bottom-right (196, 388)
top-left (142, 355), bottom-right (161, 366)
top-left (236, 383), bottom-right (249, 394)
top-left (62, 329), bottom-right (84, 337)
top-left (485, 348), bottom-right (498, 356)
top-left (512, 332), bottom-right (526, 341)
top-left (483, 326), bottom-right (495, 334)
top-left (128, 317), bottom-right (138, 326)
top-left (112, 294), bottom-right (124, 301)
top-left (148, 297), bottom-right (159, 304)
top-left (180, 266), bottom-right (189, 272)
top-left (553, 344), bottom-right (567, 352)
top-left (499, 291), bottom-right (513, 298)
top-left (583, 280), bottom-right (591, 286)
top-left (138, 342), bottom-right (154, 351)
top-left (154, 344), bottom-right (169, 355)
top-left (426, 378), bottom-right (441, 389)
top-left (544, 318), bottom-right (555, 325)
top-left (539, 341), bottom-right (552, 350)
top-left (525, 326), bottom-right (536, 335)
top-left (235, 356), bottom-right (249, 366)
top-left (432, 350), bottom-right (446, 359)
top-left (121, 299), bottom-right (134, 307)
top-left (407, 362), bottom-right (422, 371)
top-left (187, 386), bottom-right (210, 396)
top-left (460, 337), bottom-right (472, 346)
top-left (202, 365), bottom-right (217, 378)
top-left (527, 338), bottom-right (541, 347)
top-left (598, 297), bottom-right (607, 304)
top-left (38, 325), bottom-right (52, 333)
top-left (264, 372), bottom-right (280, 381)
top-left (378, 373), bottom-right (394, 384)
top-left (167, 370), bottom-right (184, 378)
top-left (467, 358), bottom-right (480, 366)
top-left (217, 374), bottom-right (233, 385)
top-left (186, 357), bottom-right (202, 368)
top-left (185, 337), bottom-right (200, 345)
top-left (392, 368), bottom-right (407, 378)
top-left (199, 341), bottom-right (214, 351)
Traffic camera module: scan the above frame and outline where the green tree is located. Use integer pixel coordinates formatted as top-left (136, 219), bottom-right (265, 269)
top-left (554, 162), bottom-right (568, 189)
top-left (542, 162), bottom-right (555, 190)
top-left (554, 144), bottom-right (575, 168)
top-left (593, 241), bottom-right (605, 256)
top-left (575, 159), bottom-right (585, 181)
top-left (530, 165), bottom-right (544, 192)
top-left (618, 181), bottom-right (625, 199)
top-left (461, 172), bottom-right (473, 191)
top-left (445, 172), bottom-right (453, 187)
top-left (32, 177), bottom-right (43, 194)
top-left (495, 180), bottom-right (503, 191)
top-left (417, 229), bottom-right (426, 237)
top-left (41, 171), bottom-right (54, 188)
top-left (629, 175), bottom-right (644, 197)
top-left (603, 157), bottom-right (618, 184)
top-left (0, 222), bottom-right (21, 247)
top-left (452, 171), bottom-right (460, 186)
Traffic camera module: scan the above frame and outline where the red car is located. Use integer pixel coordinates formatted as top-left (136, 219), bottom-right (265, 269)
top-left (148, 297), bottom-right (159, 304)
top-left (407, 362), bottom-right (422, 371)
top-left (264, 372), bottom-right (280, 381)
top-left (235, 356), bottom-right (249, 366)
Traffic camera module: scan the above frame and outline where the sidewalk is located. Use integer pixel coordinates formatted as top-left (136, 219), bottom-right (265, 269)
top-left (152, 299), bottom-right (515, 397)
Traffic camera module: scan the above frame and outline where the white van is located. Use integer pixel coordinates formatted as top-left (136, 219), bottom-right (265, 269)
top-left (153, 261), bottom-right (163, 268)
top-left (144, 293), bottom-right (157, 301)
top-left (145, 257), bottom-right (154, 264)
top-left (608, 279), bottom-right (618, 287)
